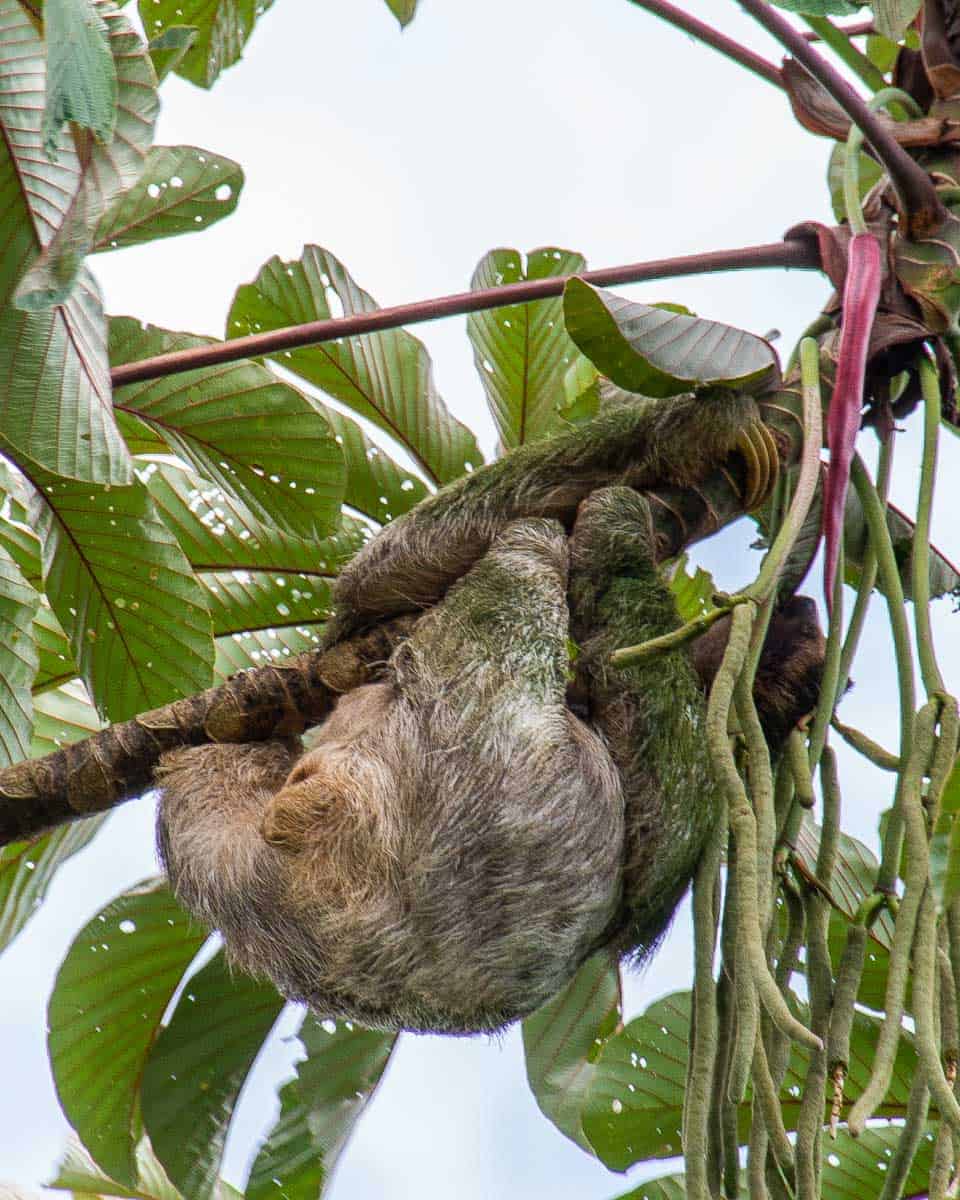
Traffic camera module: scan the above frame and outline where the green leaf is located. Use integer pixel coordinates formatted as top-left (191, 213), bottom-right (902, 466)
top-left (0, 543), bottom-right (39, 764)
top-left (872, 0), bottom-right (922, 42)
top-left (212, 625), bottom-right (326, 679)
top-left (42, 0), bottom-right (118, 158)
top-left (93, 146), bottom-right (242, 251)
top-left (522, 953), bottom-right (621, 1152)
top-left (665, 555), bottom-right (716, 623)
top-left (227, 246), bottom-right (483, 486)
top-left (246, 1015), bottom-right (395, 1199)
top-left (49, 1135), bottom-right (184, 1199)
top-left (148, 26), bottom-right (199, 82)
top-left (0, 266), bottom-right (133, 485)
top-left (0, 818), bottom-right (104, 952)
top-left (110, 318), bottom-right (346, 540)
top-left (581, 991), bottom-right (690, 1169)
top-left (146, 464), bottom-right (368, 576)
top-left (321, 407), bottom-right (429, 522)
top-left (866, 32), bottom-right (900, 72)
top-left (17, 1), bottom-right (158, 311)
top-left (201, 570), bottom-right (332, 637)
top-left (141, 950), bottom-right (285, 1200)
top-left (30, 680), bottom-right (102, 756)
top-left (827, 143), bottom-right (884, 223)
top-left (581, 991), bottom-right (916, 1171)
top-left (137, 0), bottom-right (275, 89)
top-left (607, 1128), bottom-right (935, 1200)
top-left (25, 466), bottom-right (214, 722)
top-left (383, 0), bottom-right (417, 27)
top-left (33, 603), bottom-right (79, 692)
top-left (563, 279), bottom-right (781, 398)
top-left (468, 247), bottom-right (586, 448)
top-left (48, 880), bottom-right (208, 1186)
top-left (770, 1), bottom-right (859, 13)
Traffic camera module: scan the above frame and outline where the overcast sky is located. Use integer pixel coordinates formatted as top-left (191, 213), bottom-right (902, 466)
top-left (4, 1), bottom-right (960, 1197)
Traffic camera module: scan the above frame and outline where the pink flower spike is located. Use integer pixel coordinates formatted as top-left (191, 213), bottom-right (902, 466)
top-left (822, 232), bottom-right (882, 614)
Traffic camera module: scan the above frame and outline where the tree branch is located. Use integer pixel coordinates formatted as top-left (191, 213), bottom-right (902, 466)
top-left (0, 373), bottom-right (813, 847)
top-left (110, 239), bottom-right (820, 387)
top-left (626, 0), bottom-right (784, 88)
top-left (737, 0), bottom-right (945, 237)
top-left (0, 619), bottom-right (415, 845)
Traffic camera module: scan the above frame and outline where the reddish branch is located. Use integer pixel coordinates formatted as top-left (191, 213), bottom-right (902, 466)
top-left (111, 239), bottom-right (820, 387)
top-left (737, 0), bottom-right (945, 237)
top-left (626, 0), bottom-right (783, 88)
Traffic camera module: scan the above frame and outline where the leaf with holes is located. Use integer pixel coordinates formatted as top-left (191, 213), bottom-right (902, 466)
top-left (200, 570), bottom-right (333, 638)
top-left (213, 625), bottom-right (325, 679)
top-left (24, 467), bottom-right (213, 722)
top-left (0, 544), bottom-right (38, 765)
top-left (137, 0), bottom-right (275, 89)
top-left (522, 953), bottom-right (621, 1152)
top-left (48, 880), bottom-right (208, 1187)
top-left (0, 818), bottom-right (104, 952)
top-left (228, 246), bottom-right (483, 486)
top-left (111, 317), bottom-right (345, 540)
top-left (146, 464), bottom-right (369, 576)
top-left (563, 278), bottom-right (781, 398)
top-left (246, 1015), bottom-right (395, 1199)
top-left (17, 1), bottom-right (158, 311)
top-left (468, 247), bottom-right (587, 448)
top-left (93, 146), bottom-right (242, 252)
top-left (141, 949), bottom-right (285, 1200)
top-left (33, 604), bottom-right (78, 693)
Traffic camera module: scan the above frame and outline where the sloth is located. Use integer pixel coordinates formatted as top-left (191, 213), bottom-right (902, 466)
top-left (155, 391), bottom-right (824, 1034)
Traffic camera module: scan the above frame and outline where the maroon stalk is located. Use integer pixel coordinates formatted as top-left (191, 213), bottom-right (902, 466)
top-left (626, 0), bottom-right (783, 88)
top-left (111, 239), bottom-right (820, 388)
top-left (737, 0), bottom-right (945, 236)
top-left (822, 233), bottom-right (883, 612)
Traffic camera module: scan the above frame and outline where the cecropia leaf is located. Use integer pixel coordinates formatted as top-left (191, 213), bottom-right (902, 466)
top-left (823, 232), bottom-right (882, 611)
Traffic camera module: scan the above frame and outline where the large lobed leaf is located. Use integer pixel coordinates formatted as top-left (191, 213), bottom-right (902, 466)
top-left (141, 949), bottom-right (285, 1199)
top-left (110, 317), bottom-right (346, 541)
top-left (468, 247), bottom-right (587, 449)
top-left (47, 880), bottom-right (208, 1187)
top-left (522, 952), bottom-right (622, 1153)
top-left (227, 246), bottom-right (483, 486)
top-left (41, 0), bottom-right (118, 158)
top-left (23, 466), bottom-right (214, 723)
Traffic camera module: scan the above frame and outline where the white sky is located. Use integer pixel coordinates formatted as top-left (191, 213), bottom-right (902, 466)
top-left (4, 1), bottom-right (960, 1196)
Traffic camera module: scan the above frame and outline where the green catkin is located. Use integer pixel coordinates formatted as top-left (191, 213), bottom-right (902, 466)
top-left (826, 922), bottom-right (869, 1076)
top-left (708, 603), bottom-right (821, 1052)
top-left (831, 718), bottom-right (900, 772)
top-left (848, 702), bottom-right (938, 1133)
top-left (914, 355), bottom-right (946, 697)
top-left (915, 891), bottom-right (960, 1136)
top-left (877, 1071), bottom-right (931, 1200)
top-left (684, 801), bottom-right (725, 1200)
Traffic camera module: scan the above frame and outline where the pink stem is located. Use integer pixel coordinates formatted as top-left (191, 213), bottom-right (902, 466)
top-left (822, 233), bottom-right (883, 612)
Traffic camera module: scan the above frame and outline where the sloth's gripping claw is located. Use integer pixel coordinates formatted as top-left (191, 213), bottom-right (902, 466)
top-left (735, 419), bottom-right (780, 512)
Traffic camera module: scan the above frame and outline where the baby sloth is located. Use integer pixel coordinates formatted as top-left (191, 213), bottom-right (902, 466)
top-left (156, 393), bottom-right (825, 1034)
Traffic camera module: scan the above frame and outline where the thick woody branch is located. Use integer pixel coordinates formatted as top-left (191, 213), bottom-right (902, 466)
top-left (110, 240), bottom-right (820, 387)
top-left (0, 619), bottom-right (414, 845)
top-left (0, 375), bottom-right (810, 847)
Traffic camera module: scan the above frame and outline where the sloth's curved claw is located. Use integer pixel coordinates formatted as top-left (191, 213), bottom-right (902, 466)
top-left (736, 420), bottom-right (779, 512)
